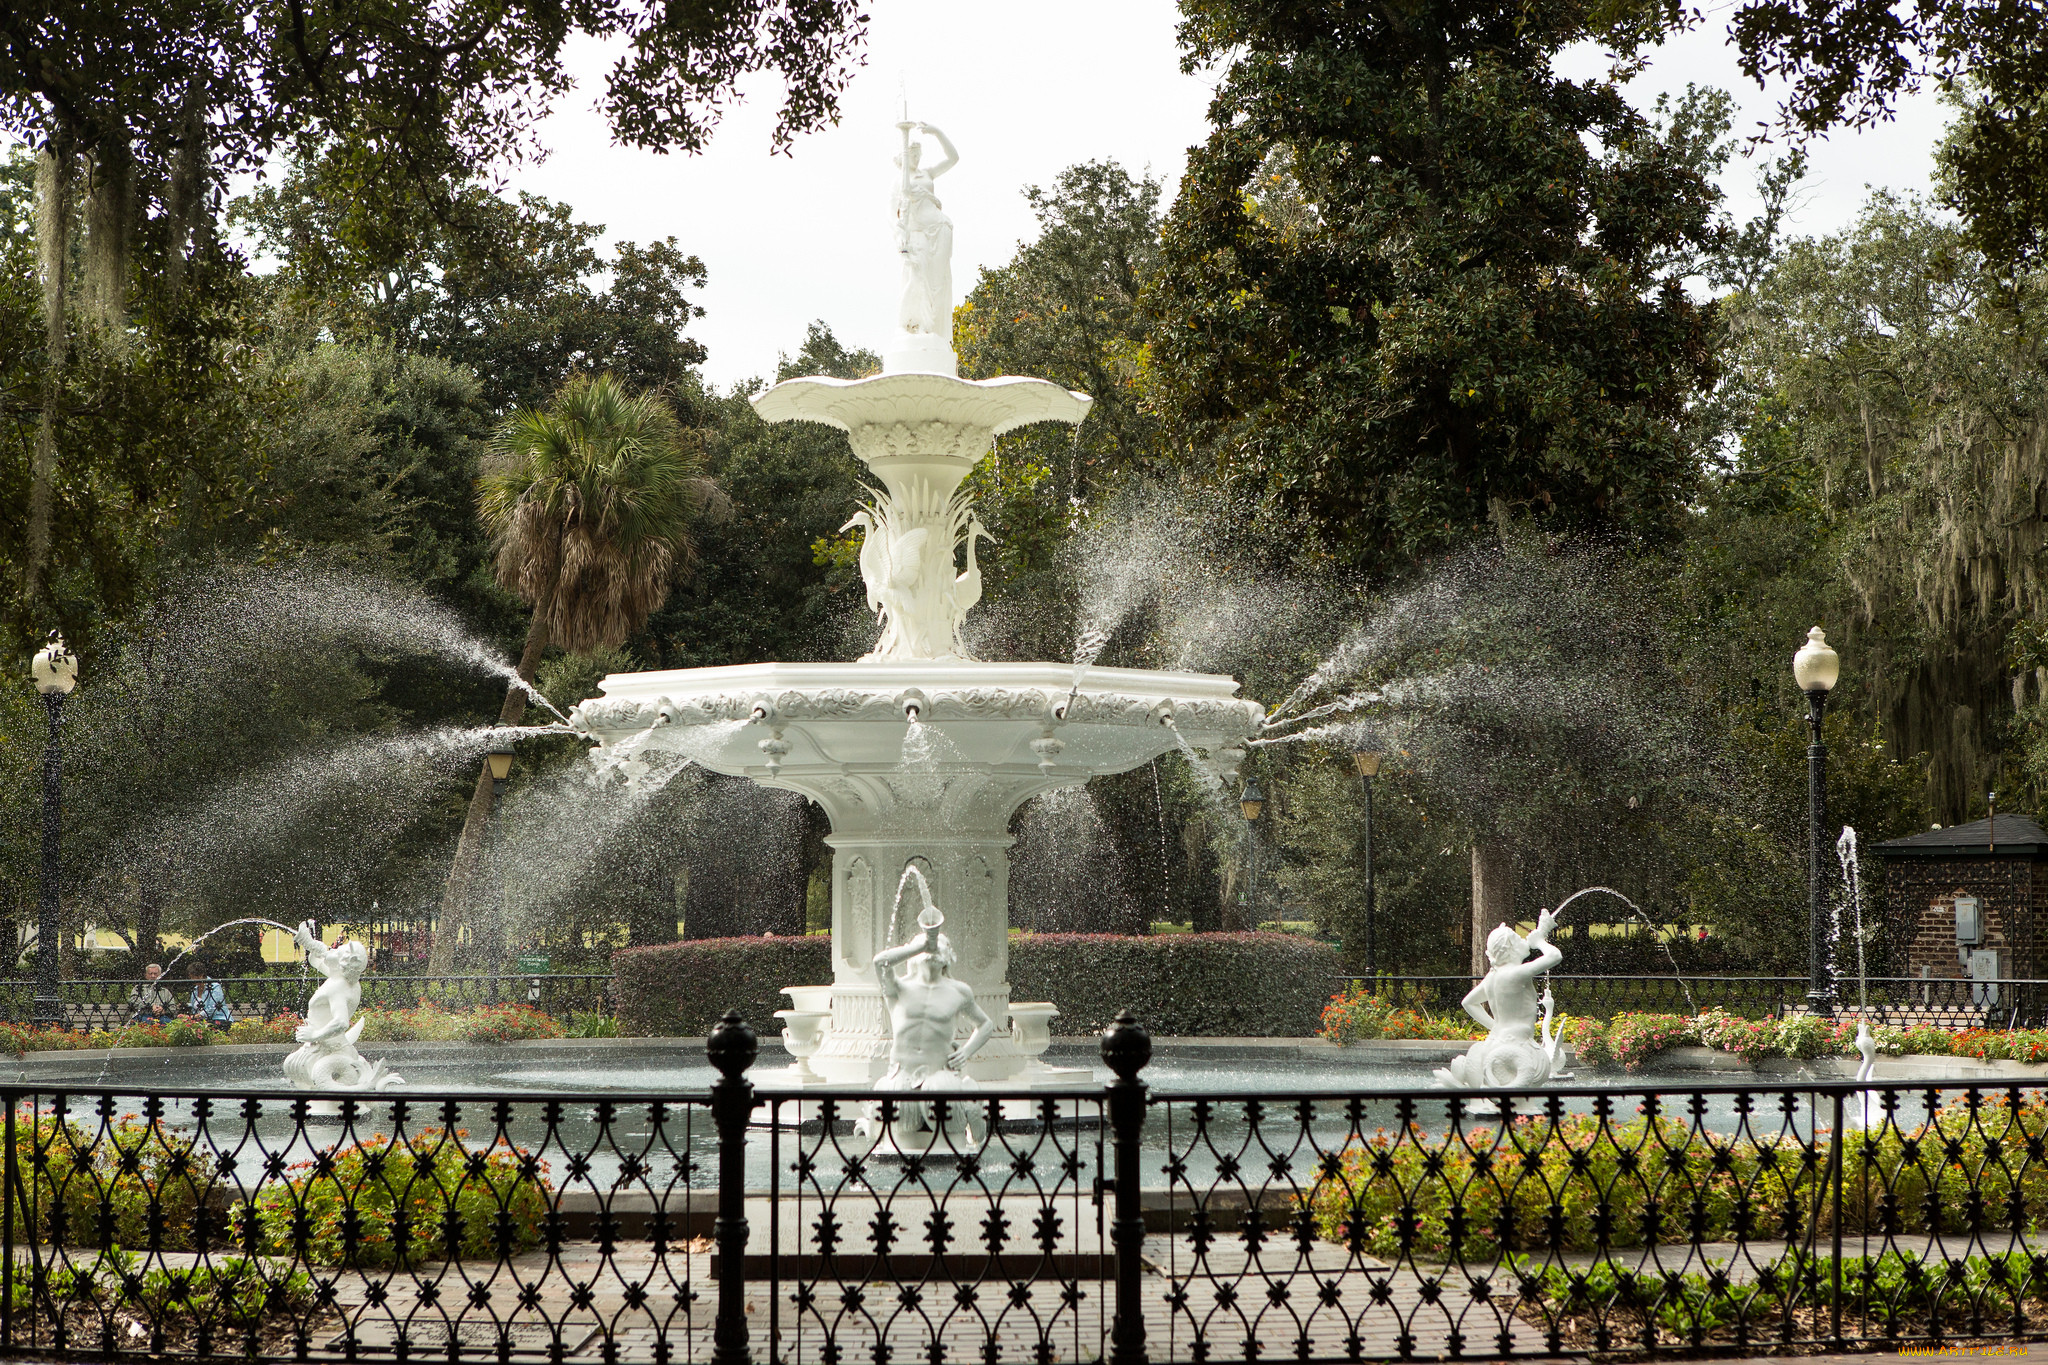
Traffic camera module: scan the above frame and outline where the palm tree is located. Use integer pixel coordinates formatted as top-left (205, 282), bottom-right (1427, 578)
top-left (431, 374), bottom-right (719, 970)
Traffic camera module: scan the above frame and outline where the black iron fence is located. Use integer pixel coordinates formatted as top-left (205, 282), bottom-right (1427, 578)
top-left (0, 973), bottom-right (615, 1030)
top-left (1354, 974), bottom-right (2048, 1029)
top-left (5, 1011), bottom-right (2048, 1361)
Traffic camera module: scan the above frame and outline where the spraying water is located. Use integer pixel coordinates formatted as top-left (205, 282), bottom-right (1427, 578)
top-left (1550, 885), bottom-right (1697, 1014)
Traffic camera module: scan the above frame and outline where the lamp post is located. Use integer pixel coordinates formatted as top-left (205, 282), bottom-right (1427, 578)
top-left (1793, 626), bottom-right (1840, 1016)
top-left (1239, 780), bottom-right (1264, 928)
top-left (1351, 749), bottom-right (1383, 977)
top-left (484, 731), bottom-right (516, 982)
top-left (30, 633), bottom-right (77, 1028)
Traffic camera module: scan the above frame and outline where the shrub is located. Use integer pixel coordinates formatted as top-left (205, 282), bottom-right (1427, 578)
top-left (1007, 933), bottom-right (1343, 1034)
top-left (356, 1002), bottom-right (562, 1043)
top-left (613, 936), bottom-right (833, 1037)
top-left (1309, 1096), bottom-right (2048, 1260)
top-left (612, 931), bottom-right (1343, 1037)
top-left (12, 1111), bottom-right (210, 1250)
top-left (237, 1127), bottom-right (551, 1268)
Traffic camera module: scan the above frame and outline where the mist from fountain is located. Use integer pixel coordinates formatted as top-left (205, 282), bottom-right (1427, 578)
top-left (1550, 885), bottom-right (1698, 1014)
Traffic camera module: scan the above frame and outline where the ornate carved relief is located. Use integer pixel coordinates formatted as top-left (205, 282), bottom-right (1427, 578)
top-left (842, 856), bottom-right (874, 970)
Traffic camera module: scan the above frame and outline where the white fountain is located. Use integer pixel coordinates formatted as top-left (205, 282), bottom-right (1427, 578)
top-left (570, 120), bottom-right (1263, 1085)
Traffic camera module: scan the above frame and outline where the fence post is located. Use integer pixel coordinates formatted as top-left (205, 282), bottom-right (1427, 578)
top-left (1103, 1010), bottom-right (1151, 1365)
top-left (1829, 1087), bottom-right (1845, 1349)
top-left (709, 1010), bottom-right (759, 1365)
top-left (3, 1089), bottom-right (13, 1352)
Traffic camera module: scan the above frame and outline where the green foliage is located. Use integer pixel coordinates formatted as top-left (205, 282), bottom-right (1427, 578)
top-left (13, 1247), bottom-right (316, 1331)
top-left (612, 935), bottom-right (832, 1037)
top-left (237, 1127), bottom-right (550, 1268)
top-left (354, 1002), bottom-right (562, 1044)
top-left (234, 164), bottom-right (713, 411)
top-left (648, 325), bottom-right (872, 668)
top-left (613, 931), bottom-right (1343, 1037)
top-left (1148, 0), bottom-right (1725, 574)
top-left (1310, 1097), bottom-right (2048, 1261)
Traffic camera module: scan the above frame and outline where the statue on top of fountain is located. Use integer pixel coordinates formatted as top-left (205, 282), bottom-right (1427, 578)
top-left (894, 120), bottom-right (957, 340)
top-left (282, 921), bottom-right (404, 1094)
top-left (1434, 909), bottom-right (1564, 1091)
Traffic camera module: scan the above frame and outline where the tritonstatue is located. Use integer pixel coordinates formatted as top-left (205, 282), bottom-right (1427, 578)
top-left (894, 120), bottom-right (958, 338)
top-left (282, 921), bottom-right (404, 1093)
top-left (866, 868), bottom-right (996, 1142)
top-left (1435, 909), bottom-right (1564, 1090)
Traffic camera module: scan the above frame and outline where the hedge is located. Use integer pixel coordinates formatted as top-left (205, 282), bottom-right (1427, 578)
top-left (614, 936), bottom-right (832, 1037)
top-left (612, 931), bottom-right (1341, 1037)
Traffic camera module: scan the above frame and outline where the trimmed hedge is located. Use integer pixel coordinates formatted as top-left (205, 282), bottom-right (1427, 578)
top-left (612, 931), bottom-right (1340, 1037)
top-left (614, 936), bottom-right (832, 1037)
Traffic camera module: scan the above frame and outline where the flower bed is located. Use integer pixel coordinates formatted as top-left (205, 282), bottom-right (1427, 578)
top-left (1320, 993), bottom-right (2047, 1071)
top-left (0, 1003), bottom-right (563, 1056)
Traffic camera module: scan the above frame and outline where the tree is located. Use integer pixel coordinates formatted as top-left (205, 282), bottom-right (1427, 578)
top-left (1721, 194), bottom-right (2048, 820)
top-left (435, 373), bottom-right (721, 968)
top-left (1724, 0), bottom-right (2048, 272)
top-left (0, 0), bottom-right (866, 624)
top-left (1145, 0), bottom-right (1726, 575)
top-left (234, 161), bottom-right (712, 411)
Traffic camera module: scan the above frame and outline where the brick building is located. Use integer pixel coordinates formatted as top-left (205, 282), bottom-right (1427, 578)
top-left (1875, 815), bottom-right (2048, 982)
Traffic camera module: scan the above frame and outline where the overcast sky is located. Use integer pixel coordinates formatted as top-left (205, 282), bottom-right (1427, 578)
top-left (508, 0), bottom-right (1949, 390)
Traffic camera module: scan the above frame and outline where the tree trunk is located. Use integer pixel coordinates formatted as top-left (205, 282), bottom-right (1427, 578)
top-left (1470, 841), bottom-right (1518, 978)
top-left (26, 139), bottom-right (73, 613)
top-left (429, 622), bottom-right (547, 972)
top-left (134, 867), bottom-right (162, 965)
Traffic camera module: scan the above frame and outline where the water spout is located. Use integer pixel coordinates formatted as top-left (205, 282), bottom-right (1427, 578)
top-left (1551, 885), bottom-right (1697, 1013)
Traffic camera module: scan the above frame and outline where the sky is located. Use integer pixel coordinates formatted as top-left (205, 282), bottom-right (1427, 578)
top-left (507, 0), bottom-right (1951, 391)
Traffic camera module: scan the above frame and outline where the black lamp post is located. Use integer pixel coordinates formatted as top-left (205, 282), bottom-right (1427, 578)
top-left (1239, 780), bottom-right (1264, 927)
top-left (1793, 626), bottom-right (1840, 1016)
top-left (30, 633), bottom-right (77, 1028)
top-left (484, 731), bottom-right (516, 976)
top-left (1351, 749), bottom-right (1383, 977)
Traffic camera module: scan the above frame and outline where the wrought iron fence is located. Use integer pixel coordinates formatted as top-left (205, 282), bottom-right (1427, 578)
top-left (3, 1012), bottom-right (2048, 1362)
top-left (0, 973), bottom-right (615, 1029)
top-left (1353, 974), bottom-right (2048, 1028)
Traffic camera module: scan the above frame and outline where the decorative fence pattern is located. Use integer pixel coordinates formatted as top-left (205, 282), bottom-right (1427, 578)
top-left (1360, 974), bottom-right (2048, 1029)
top-left (0, 974), bottom-right (615, 1029)
top-left (3, 1012), bottom-right (2047, 1362)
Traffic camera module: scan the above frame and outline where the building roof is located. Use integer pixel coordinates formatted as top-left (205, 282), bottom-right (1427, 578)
top-left (1874, 815), bottom-right (2048, 858)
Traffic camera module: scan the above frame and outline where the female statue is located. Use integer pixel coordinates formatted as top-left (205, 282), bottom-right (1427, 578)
top-left (894, 122), bottom-right (958, 337)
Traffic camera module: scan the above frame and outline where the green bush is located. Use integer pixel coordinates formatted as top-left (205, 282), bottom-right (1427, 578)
top-left (16, 1247), bottom-right (315, 1329)
top-left (13, 1112), bottom-right (211, 1250)
top-left (611, 931), bottom-right (1345, 1037)
top-left (612, 936), bottom-right (832, 1036)
top-left (1309, 1095), bottom-right (2048, 1260)
top-left (1007, 932), bottom-right (1344, 1034)
top-left (237, 1126), bottom-right (551, 1268)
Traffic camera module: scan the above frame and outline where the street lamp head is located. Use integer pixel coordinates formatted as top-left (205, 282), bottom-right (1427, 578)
top-left (1240, 781), bottom-right (1264, 823)
top-left (487, 730), bottom-right (516, 782)
top-left (1792, 625), bottom-right (1839, 694)
top-left (31, 632), bottom-right (77, 696)
top-left (1350, 750), bottom-right (1383, 778)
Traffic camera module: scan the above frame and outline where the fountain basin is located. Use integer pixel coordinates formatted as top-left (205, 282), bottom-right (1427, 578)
top-left (572, 662), bottom-right (1261, 1084)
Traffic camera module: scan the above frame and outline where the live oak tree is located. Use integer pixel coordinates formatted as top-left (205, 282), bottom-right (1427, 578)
top-left (233, 157), bottom-right (713, 413)
top-left (0, 0), bottom-right (867, 624)
top-left (1145, 0), bottom-right (1727, 576)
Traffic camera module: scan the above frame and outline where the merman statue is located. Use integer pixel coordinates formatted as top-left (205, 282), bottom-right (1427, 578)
top-left (865, 867), bottom-right (997, 1142)
top-left (282, 920), bottom-right (404, 1093)
top-left (1435, 909), bottom-right (1564, 1090)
